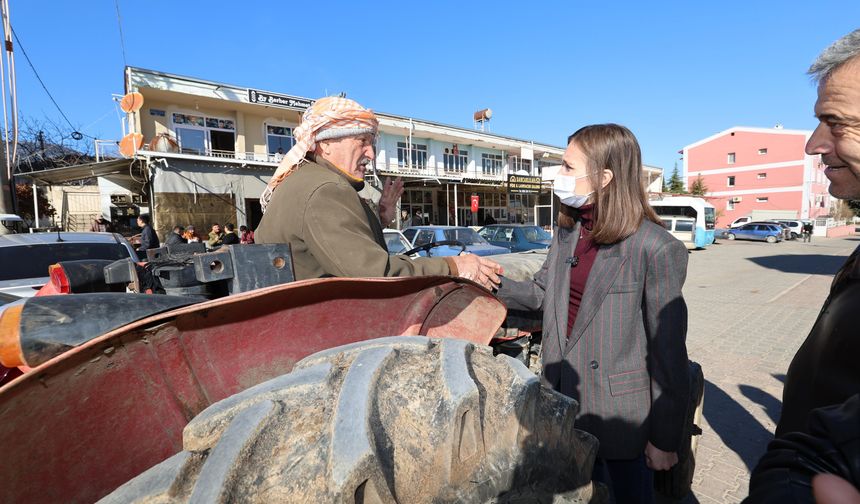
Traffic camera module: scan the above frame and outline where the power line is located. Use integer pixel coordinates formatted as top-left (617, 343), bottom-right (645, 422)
top-left (114, 0), bottom-right (127, 67)
top-left (10, 27), bottom-right (93, 140)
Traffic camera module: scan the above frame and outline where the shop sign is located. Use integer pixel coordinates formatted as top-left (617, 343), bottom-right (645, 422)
top-left (248, 89), bottom-right (314, 111)
top-left (507, 174), bottom-right (542, 194)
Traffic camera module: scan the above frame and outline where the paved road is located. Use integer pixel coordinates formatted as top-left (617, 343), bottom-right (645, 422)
top-left (681, 235), bottom-right (858, 503)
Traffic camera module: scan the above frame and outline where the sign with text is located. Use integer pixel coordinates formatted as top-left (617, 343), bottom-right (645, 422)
top-left (507, 174), bottom-right (543, 194)
top-left (248, 89), bottom-right (314, 111)
top-left (470, 195), bottom-right (479, 213)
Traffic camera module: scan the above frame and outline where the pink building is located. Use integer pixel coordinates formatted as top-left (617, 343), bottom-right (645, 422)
top-left (682, 126), bottom-right (830, 227)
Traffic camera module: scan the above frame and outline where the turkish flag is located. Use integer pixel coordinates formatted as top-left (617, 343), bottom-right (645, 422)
top-left (470, 195), bottom-right (479, 213)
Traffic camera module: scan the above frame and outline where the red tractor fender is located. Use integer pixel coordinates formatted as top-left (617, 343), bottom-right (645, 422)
top-left (0, 276), bottom-right (505, 504)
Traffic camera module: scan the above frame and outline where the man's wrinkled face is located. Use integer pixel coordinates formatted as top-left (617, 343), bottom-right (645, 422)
top-left (806, 58), bottom-right (860, 200)
top-left (318, 134), bottom-right (375, 181)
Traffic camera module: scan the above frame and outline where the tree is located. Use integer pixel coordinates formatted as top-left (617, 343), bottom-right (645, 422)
top-left (667, 163), bottom-right (686, 193)
top-left (13, 116), bottom-right (96, 174)
top-left (689, 175), bottom-right (708, 196)
top-left (847, 200), bottom-right (860, 217)
top-left (15, 182), bottom-right (55, 224)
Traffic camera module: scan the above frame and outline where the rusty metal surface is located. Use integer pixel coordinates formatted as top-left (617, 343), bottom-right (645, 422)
top-left (0, 276), bottom-right (505, 504)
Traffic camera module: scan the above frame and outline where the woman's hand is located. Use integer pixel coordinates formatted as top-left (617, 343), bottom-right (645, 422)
top-left (645, 442), bottom-right (678, 471)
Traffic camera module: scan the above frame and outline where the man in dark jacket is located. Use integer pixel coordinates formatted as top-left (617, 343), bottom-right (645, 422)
top-left (776, 29), bottom-right (860, 438)
top-left (137, 214), bottom-right (160, 253)
top-left (222, 223), bottom-right (240, 245)
top-left (164, 225), bottom-right (186, 246)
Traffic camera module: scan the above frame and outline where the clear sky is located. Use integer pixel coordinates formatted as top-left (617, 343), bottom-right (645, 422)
top-left (8, 1), bottom-right (860, 177)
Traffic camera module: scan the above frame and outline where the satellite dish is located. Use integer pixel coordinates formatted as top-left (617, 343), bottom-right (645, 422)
top-left (119, 133), bottom-right (144, 157)
top-left (120, 92), bottom-right (145, 113)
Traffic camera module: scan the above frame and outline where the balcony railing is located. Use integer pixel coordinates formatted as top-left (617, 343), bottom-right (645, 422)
top-left (140, 146), bottom-right (282, 165)
top-left (374, 159), bottom-right (521, 182)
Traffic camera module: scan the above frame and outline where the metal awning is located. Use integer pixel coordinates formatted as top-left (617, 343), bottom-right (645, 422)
top-left (16, 158), bottom-right (139, 186)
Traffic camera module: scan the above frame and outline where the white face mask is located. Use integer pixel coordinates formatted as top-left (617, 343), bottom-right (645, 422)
top-left (553, 174), bottom-right (592, 208)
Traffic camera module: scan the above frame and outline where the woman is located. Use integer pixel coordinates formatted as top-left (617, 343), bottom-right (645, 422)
top-left (497, 124), bottom-right (690, 503)
top-left (239, 225), bottom-right (255, 244)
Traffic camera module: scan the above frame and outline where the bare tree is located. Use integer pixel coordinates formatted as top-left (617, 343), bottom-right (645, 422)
top-left (12, 116), bottom-right (97, 174)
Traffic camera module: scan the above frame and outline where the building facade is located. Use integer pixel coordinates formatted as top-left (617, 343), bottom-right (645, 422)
top-left (682, 126), bottom-right (829, 227)
top-left (123, 67), bottom-right (575, 238)
top-left (27, 67), bottom-right (664, 239)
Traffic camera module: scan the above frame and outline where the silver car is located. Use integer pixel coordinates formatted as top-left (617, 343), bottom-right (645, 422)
top-left (0, 232), bottom-right (137, 297)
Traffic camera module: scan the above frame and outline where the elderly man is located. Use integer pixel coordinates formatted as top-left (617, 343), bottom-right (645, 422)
top-left (776, 29), bottom-right (860, 437)
top-left (255, 97), bottom-right (501, 288)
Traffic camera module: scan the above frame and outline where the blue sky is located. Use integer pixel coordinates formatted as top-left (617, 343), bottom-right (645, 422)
top-left (9, 1), bottom-right (860, 177)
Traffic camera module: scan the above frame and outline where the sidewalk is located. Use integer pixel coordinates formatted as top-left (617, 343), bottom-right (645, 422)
top-left (680, 236), bottom-right (857, 503)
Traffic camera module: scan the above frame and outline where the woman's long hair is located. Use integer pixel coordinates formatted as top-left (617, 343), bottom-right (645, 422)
top-left (558, 124), bottom-right (661, 244)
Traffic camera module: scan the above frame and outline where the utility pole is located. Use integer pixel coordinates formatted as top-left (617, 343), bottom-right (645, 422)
top-left (0, 0), bottom-right (16, 232)
top-left (0, 137), bottom-right (12, 233)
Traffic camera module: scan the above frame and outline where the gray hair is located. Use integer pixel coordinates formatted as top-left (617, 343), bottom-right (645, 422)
top-left (808, 29), bottom-right (860, 83)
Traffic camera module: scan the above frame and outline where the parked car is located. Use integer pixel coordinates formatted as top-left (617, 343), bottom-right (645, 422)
top-left (0, 214), bottom-right (25, 233)
top-left (382, 228), bottom-right (413, 256)
top-left (477, 224), bottom-right (552, 252)
top-left (0, 232), bottom-right (137, 297)
top-left (774, 220), bottom-right (804, 240)
top-left (729, 216), bottom-right (752, 228)
top-left (725, 223), bottom-right (784, 243)
top-left (766, 221), bottom-right (793, 240)
top-left (402, 226), bottom-right (509, 257)
top-left (659, 216), bottom-right (698, 249)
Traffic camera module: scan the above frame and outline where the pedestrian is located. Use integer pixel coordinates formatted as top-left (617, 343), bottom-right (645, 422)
top-left (239, 225), bottom-right (255, 244)
top-left (802, 221), bottom-right (814, 242)
top-left (254, 96), bottom-right (501, 287)
top-left (222, 223), bottom-right (240, 245)
top-left (207, 223), bottom-right (225, 249)
top-left (164, 225), bottom-right (186, 246)
top-left (136, 214), bottom-right (160, 253)
top-left (183, 225), bottom-right (201, 243)
top-left (496, 124), bottom-right (691, 503)
top-left (90, 215), bottom-right (113, 233)
top-left (400, 209), bottom-right (412, 229)
top-left (773, 28), bottom-right (860, 438)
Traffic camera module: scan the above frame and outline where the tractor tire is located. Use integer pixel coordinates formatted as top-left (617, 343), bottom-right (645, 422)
top-left (653, 361), bottom-right (705, 501)
top-left (100, 336), bottom-right (604, 504)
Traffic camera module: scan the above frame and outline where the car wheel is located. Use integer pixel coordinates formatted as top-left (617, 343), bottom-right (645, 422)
top-left (727, 233), bottom-right (736, 240)
top-left (791, 232), bottom-right (799, 240)
top-left (766, 235), bottom-right (777, 243)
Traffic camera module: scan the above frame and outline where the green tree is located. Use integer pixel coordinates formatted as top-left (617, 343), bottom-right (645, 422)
top-left (667, 164), bottom-right (686, 193)
top-left (689, 175), bottom-right (708, 196)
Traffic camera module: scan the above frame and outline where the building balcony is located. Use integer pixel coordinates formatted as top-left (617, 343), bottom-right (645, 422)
top-left (374, 159), bottom-right (521, 183)
top-left (137, 147), bottom-right (281, 166)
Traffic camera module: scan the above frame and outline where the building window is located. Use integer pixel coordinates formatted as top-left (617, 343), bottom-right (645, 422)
top-left (758, 148), bottom-right (768, 155)
top-left (481, 153), bottom-right (504, 176)
top-left (727, 199), bottom-right (735, 211)
top-left (727, 152), bottom-right (736, 164)
top-left (756, 197), bottom-right (769, 203)
top-left (397, 142), bottom-right (428, 169)
top-left (266, 125), bottom-right (295, 157)
top-left (757, 172), bottom-right (767, 179)
top-left (172, 113), bottom-right (235, 156)
top-left (727, 175), bottom-right (735, 187)
top-left (443, 145), bottom-right (468, 173)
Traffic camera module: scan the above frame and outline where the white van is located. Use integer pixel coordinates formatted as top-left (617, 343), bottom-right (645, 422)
top-left (660, 216), bottom-right (698, 250)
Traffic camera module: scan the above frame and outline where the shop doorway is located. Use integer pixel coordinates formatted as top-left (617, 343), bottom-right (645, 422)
top-left (245, 199), bottom-right (264, 231)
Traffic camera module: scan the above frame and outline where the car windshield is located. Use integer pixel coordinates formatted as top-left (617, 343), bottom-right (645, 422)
top-left (384, 233), bottom-right (408, 254)
top-left (442, 228), bottom-right (488, 245)
top-left (520, 226), bottom-right (551, 242)
top-left (0, 243), bottom-right (131, 282)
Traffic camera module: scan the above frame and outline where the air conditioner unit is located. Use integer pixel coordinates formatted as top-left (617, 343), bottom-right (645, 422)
top-left (732, 196), bottom-right (743, 203)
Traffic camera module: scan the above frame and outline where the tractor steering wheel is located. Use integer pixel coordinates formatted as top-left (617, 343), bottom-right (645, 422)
top-left (402, 240), bottom-right (467, 257)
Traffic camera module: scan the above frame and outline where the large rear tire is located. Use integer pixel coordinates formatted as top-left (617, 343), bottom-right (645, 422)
top-left (100, 337), bottom-right (604, 503)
